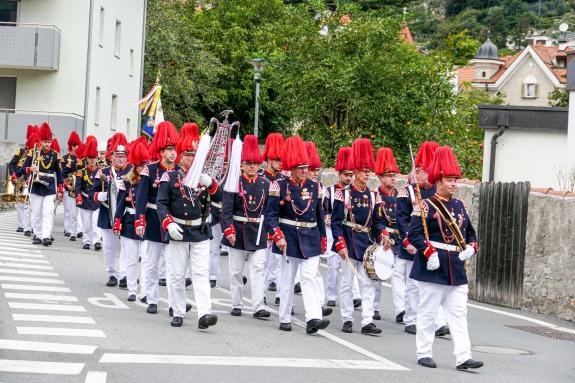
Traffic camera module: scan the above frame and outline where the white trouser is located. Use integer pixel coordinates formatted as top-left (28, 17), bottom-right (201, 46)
top-left (76, 208), bottom-right (83, 232)
top-left (141, 240), bottom-right (166, 305)
top-left (209, 224), bottom-right (222, 281)
top-left (416, 282), bottom-right (472, 365)
top-left (63, 193), bottom-right (77, 235)
top-left (326, 255), bottom-right (341, 302)
top-left (29, 193), bottom-right (55, 240)
top-left (101, 228), bottom-right (124, 279)
top-left (80, 209), bottom-right (99, 245)
top-left (404, 260), bottom-right (447, 328)
top-left (159, 251), bottom-right (166, 280)
top-left (121, 237), bottom-right (141, 295)
top-left (139, 241), bottom-right (148, 297)
top-left (315, 270), bottom-right (325, 306)
top-left (279, 255), bottom-right (322, 323)
top-left (340, 258), bottom-right (375, 327)
top-left (16, 202), bottom-right (25, 229)
top-left (23, 203), bottom-right (32, 232)
top-left (389, 256), bottom-right (408, 315)
top-left (265, 245), bottom-right (282, 286)
top-left (229, 248), bottom-right (266, 311)
top-left (166, 240), bottom-right (211, 319)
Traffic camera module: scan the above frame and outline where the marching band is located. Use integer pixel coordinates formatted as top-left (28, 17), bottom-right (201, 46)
top-left (3, 119), bottom-right (484, 371)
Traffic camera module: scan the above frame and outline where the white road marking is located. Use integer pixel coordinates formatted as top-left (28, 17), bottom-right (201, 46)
top-left (0, 339), bottom-right (97, 354)
top-left (17, 327), bottom-right (106, 338)
top-left (4, 292), bottom-right (78, 302)
top-left (99, 354), bottom-right (404, 370)
top-left (1, 284), bottom-right (71, 292)
top-left (0, 262), bottom-right (54, 270)
top-left (0, 256), bottom-right (50, 264)
top-left (0, 275), bottom-right (65, 284)
top-left (0, 250), bottom-right (44, 258)
top-left (8, 302), bottom-right (86, 312)
top-left (0, 359), bottom-right (85, 375)
top-left (0, 242), bottom-right (39, 249)
top-left (0, 268), bottom-right (59, 277)
top-left (85, 371), bottom-right (108, 383)
top-left (12, 314), bottom-right (96, 324)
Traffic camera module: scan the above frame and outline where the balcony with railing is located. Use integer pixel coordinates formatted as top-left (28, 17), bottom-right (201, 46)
top-left (0, 22), bottom-right (60, 71)
top-left (0, 109), bottom-right (83, 145)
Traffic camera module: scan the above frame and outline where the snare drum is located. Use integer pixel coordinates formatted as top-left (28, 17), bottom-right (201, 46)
top-left (363, 243), bottom-right (394, 281)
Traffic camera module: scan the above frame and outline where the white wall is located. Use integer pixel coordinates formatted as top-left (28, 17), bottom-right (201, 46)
top-left (482, 129), bottom-right (567, 189)
top-left (85, 0), bottom-right (145, 142)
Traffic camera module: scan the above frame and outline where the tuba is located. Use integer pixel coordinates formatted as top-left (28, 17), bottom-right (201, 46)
top-left (0, 175), bottom-right (16, 203)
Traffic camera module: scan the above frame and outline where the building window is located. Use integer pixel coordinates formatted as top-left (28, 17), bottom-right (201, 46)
top-left (126, 118), bottom-right (131, 138)
top-left (481, 71), bottom-right (487, 78)
top-left (522, 75), bottom-right (538, 98)
top-left (129, 49), bottom-right (134, 77)
top-left (98, 7), bottom-right (105, 47)
top-left (114, 20), bottom-right (121, 58)
top-left (110, 94), bottom-right (118, 131)
top-left (94, 87), bottom-right (101, 126)
top-left (0, 0), bottom-right (18, 23)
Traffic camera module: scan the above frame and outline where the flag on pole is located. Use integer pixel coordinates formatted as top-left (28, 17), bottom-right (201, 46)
top-left (134, 81), bottom-right (164, 139)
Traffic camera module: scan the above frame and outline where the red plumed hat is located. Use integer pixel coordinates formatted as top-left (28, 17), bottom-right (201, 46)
top-left (25, 133), bottom-right (39, 150)
top-left (151, 121), bottom-right (179, 154)
top-left (335, 147), bottom-right (353, 172)
top-left (305, 141), bottom-right (322, 170)
top-left (83, 137), bottom-right (99, 159)
top-left (26, 125), bottom-right (35, 140)
top-left (375, 147), bottom-right (399, 175)
top-left (282, 136), bottom-right (309, 170)
top-left (177, 134), bottom-right (199, 155)
top-left (415, 141), bottom-right (439, 171)
top-left (51, 138), bottom-right (61, 153)
top-left (79, 135), bottom-right (97, 159)
top-left (428, 146), bottom-right (461, 184)
top-left (263, 133), bottom-right (284, 160)
top-left (67, 131), bottom-right (82, 152)
top-left (134, 135), bottom-right (149, 149)
top-left (241, 135), bottom-right (262, 164)
top-left (128, 140), bottom-right (150, 166)
top-left (181, 122), bottom-right (199, 140)
top-left (38, 122), bottom-right (52, 141)
top-left (110, 133), bottom-right (129, 155)
top-left (351, 138), bottom-right (374, 171)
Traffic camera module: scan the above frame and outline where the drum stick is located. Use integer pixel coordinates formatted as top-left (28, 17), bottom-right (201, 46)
top-left (345, 258), bottom-right (361, 280)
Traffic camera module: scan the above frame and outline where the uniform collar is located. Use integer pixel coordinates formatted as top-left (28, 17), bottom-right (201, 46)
top-left (378, 186), bottom-right (395, 196)
top-left (265, 168), bottom-right (278, 177)
top-left (335, 182), bottom-right (346, 189)
top-left (113, 164), bottom-right (129, 172)
top-left (88, 165), bottom-right (97, 171)
top-left (351, 181), bottom-right (367, 192)
top-left (242, 174), bottom-right (258, 183)
top-left (288, 177), bottom-right (306, 187)
top-left (434, 193), bottom-right (451, 202)
top-left (159, 161), bottom-right (174, 171)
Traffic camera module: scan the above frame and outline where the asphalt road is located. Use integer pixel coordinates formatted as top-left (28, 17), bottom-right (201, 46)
top-left (0, 209), bottom-right (574, 383)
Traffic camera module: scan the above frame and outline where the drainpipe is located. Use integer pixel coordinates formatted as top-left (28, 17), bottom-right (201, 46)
top-left (82, 0), bottom-right (95, 141)
top-left (488, 109), bottom-right (508, 182)
top-left (137, 0), bottom-right (148, 138)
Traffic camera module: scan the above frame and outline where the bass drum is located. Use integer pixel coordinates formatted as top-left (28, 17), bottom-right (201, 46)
top-left (363, 243), bottom-right (394, 281)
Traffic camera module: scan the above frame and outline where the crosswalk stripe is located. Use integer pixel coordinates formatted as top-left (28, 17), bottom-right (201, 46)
top-left (1, 284), bottom-right (71, 292)
top-left (85, 371), bottom-right (107, 382)
top-left (17, 327), bottom-right (106, 338)
top-left (0, 276), bottom-right (65, 284)
top-left (8, 302), bottom-right (86, 312)
top-left (0, 268), bottom-right (59, 277)
top-left (0, 243), bottom-right (40, 250)
top-left (0, 359), bottom-right (85, 375)
top-left (12, 314), bottom-right (96, 324)
top-left (0, 251), bottom-right (44, 258)
top-left (0, 339), bottom-right (97, 354)
top-left (0, 262), bottom-right (54, 270)
top-left (5, 292), bottom-right (78, 302)
top-left (0, 256), bottom-right (50, 264)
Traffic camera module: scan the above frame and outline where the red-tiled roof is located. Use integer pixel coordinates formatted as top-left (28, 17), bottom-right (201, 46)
top-left (456, 66), bottom-right (474, 86)
top-left (531, 45), bottom-right (571, 82)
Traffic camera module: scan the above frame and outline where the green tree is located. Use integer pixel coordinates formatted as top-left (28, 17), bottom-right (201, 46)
top-left (443, 29), bottom-right (481, 65)
top-left (548, 88), bottom-right (569, 107)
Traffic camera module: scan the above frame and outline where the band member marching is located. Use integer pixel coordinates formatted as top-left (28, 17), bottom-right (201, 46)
top-left (113, 139), bottom-right (150, 302)
top-left (75, 138), bottom-right (102, 251)
top-left (19, 123), bottom-right (64, 246)
top-left (156, 132), bottom-right (221, 329)
top-left (373, 147), bottom-right (401, 321)
top-left (62, 131), bottom-right (83, 241)
top-left (222, 134), bottom-right (271, 319)
top-left (265, 136), bottom-right (330, 334)
top-left (408, 146), bottom-right (483, 371)
top-left (331, 138), bottom-right (384, 335)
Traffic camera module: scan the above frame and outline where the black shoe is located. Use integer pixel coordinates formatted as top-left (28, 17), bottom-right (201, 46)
top-left (342, 321), bottom-right (353, 333)
top-left (127, 294), bottom-right (136, 302)
top-left (456, 359), bottom-right (484, 370)
top-left (210, 280), bottom-right (216, 288)
top-left (16, 227), bottom-right (23, 232)
top-left (253, 309), bottom-right (271, 319)
top-left (50, 236), bottom-right (54, 242)
top-left (147, 304), bottom-right (158, 314)
top-left (373, 310), bottom-right (381, 320)
top-left (77, 232), bottom-right (83, 238)
top-left (220, 250), bottom-right (228, 256)
top-left (418, 357), bottom-right (437, 368)
top-left (405, 324), bottom-right (416, 335)
top-left (279, 322), bottom-right (292, 331)
top-left (242, 276), bottom-right (247, 285)
top-left (268, 282), bottom-right (277, 291)
top-left (326, 300), bottom-right (336, 307)
top-left (322, 307), bottom-right (333, 316)
top-left (274, 297), bottom-right (280, 306)
top-left (231, 308), bottom-right (242, 316)
top-left (361, 323), bottom-right (382, 335)
top-left (396, 310), bottom-right (405, 323)
top-left (42, 238), bottom-right (51, 246)
top-left (168, 304), bottom-right (192, 317)
top-left (94, 243), bottom-right (102, 251)
top-left (118, 277), bottom-right (127, 289)
top-left (306, 319), bottom-right (329, 334)
top-left (198, 314), bottom-right (218, 329)
top-left (171, 316), bottom-right (183, 327)
top-left (82, 243), bottom-right (90, 250)
top-left (140, 296), bottom-right (147, 303)
top-left (263, 296), bottom-right (267, 305)
top-left (294, 282), bottom-right (301, 294)
top-left (33, 237), bottom-right (42, 245)
top-left (158, 278), bottom-right (166, 286)
top-left (291, 307), bottom-right (294, 315)
top-left (435, 325), bottom-right (450, 337)
top-left (353, 298), bottom-right (362, 309)
top-left (63, 231), bottom-right (70, 237)
top-left (70, 235), bottom-right (76, 241)
top-left (106, 276), bottom-right (118, 287)
top-left (24, 231), bottom-right (31, 237)
top-left (185, 277), bottom-right (192, 287)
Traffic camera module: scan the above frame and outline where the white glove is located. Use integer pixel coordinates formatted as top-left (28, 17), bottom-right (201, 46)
top-left (458, 245), bottom-right (476, 262)
top-left (199, 173), bottom-right (212, 188)
top-left (427, 252), bottom-right (440, 271)
top-left (97, 192), bottom-right (108, 202)
top-left (167, 222), bottom-right (183, 241)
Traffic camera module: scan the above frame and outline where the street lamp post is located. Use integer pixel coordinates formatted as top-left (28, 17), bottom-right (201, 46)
top-left (249, 58), bottom-right (264, 138)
